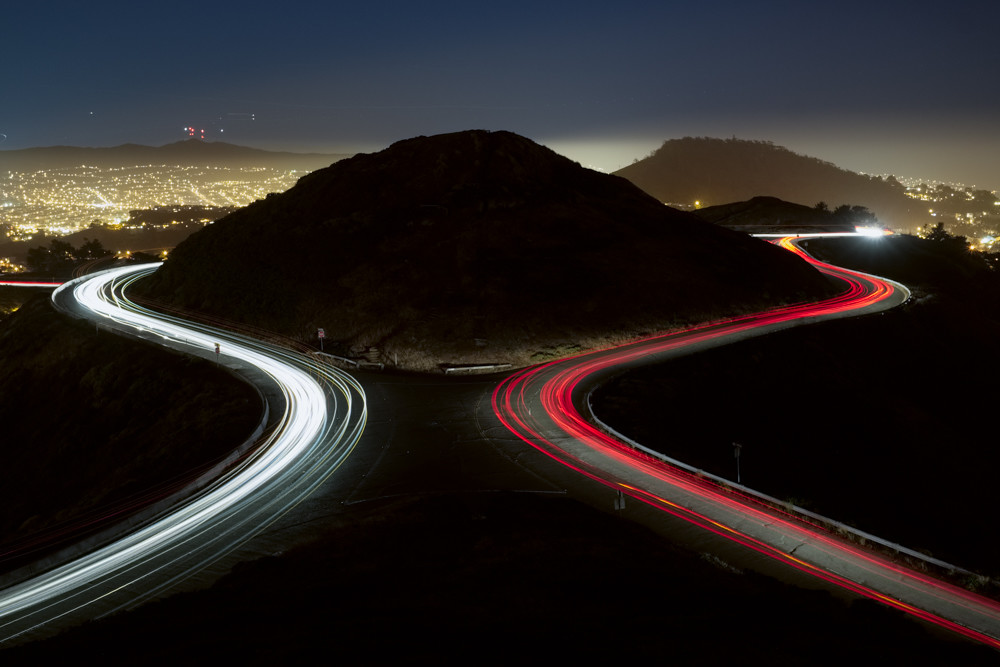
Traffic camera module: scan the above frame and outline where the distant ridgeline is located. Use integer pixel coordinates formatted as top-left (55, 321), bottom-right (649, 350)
top-left (121, 205), bottom-right (239, 228)
top-left (0, 139), bottom-right (349, 171)
top-left (615, 137), bottom-right (933, 232)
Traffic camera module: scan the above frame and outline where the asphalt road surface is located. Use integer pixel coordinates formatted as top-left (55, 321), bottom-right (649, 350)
top-left (493, 234), bottom-right (1000, 648)
top-left (0, 265), bottom-right (367, 644)
top-left (3, 233), bottom-right (998, 650)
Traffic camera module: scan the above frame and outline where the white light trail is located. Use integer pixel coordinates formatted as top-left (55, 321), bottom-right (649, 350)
top-left (0, 264), bottom-right (366, 643)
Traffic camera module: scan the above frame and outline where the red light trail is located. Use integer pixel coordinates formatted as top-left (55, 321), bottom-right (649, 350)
top-left (492, 233), bottom-right (1000, 648)
top-left (0, 281), bottom-right (63, 288)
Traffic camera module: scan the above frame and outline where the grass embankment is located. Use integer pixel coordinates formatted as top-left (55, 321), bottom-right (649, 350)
top-left (4, 493), bottom-right (993, 664)
top-left (0, 285), bottom-right (44, 319)
top-left (0, 296), bottom-right (261, 567)
top-left (592, 234), bottom-right (1000, 578)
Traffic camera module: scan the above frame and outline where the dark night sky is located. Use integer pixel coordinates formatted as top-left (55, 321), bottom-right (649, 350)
top-left (3, 1), bottom-right (999, 188)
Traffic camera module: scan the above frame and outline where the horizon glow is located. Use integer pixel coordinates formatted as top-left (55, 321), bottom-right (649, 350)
top-left (1, 2), bottom-right (997, 190)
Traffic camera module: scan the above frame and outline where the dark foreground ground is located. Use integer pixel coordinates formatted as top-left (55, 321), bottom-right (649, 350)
top-left (3, 492), bottom-right (994, 665)
top-left (3, 234), bottom-right (999, 661)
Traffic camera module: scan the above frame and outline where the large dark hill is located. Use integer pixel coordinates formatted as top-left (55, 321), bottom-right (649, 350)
top-left (0, 140), bottom-right (347, 171)
top-left (135, 130), bottom-right (836, 371)
top-left (615, 137), bottom-right (931, 232)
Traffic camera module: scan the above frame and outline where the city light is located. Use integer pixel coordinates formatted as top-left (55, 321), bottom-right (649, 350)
top-left (1, 165), bottom-right (308, 239)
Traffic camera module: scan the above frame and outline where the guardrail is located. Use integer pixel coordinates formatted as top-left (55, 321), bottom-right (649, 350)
top-left (442, 363), bottom-right (512, 374)
top-left (584, 389), bottom-right (984, 585)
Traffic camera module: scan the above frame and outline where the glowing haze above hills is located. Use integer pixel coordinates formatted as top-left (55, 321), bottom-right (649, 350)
top-left (3, 1), bottom-right (998, 189)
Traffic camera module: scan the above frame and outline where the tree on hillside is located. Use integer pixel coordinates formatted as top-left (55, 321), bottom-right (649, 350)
top-left (25, 238), bottom-right (110, 272)
top-left (919, 222), bottom-right (977, 263)
top-left (26, 241), bottom-right (73, 272)
top-left (78, 238), bottom-right (111, 260)
top-left (831, 204), bottom-right (877, 226)
top-left (48, 239), bottom-right (74, 262)
top-left (25, 246), bottom-right (51, 272)
top-left (924, 222), bottom-right (949, 242)
top-left (921, 221), bottom-right (967, 246)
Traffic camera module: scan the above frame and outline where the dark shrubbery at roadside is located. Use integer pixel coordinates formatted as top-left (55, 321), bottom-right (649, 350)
top-left (0, 296), bottom-right (261, 565)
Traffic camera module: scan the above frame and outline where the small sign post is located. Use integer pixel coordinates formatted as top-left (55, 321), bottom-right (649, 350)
top-left (733, 442), bottom-right (742, 484)
top-left (317, 328), bottom-right (325, 352)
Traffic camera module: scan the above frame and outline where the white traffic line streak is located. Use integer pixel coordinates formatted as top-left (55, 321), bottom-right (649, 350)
top-left (0, 264), bottom-right (367, 643)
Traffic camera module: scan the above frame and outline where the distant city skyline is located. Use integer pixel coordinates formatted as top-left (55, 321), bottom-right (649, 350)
top-left (4, 1), bottom-right (999, 189)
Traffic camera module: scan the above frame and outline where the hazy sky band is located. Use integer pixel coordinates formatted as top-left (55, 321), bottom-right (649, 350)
top-left (3, 1), bottom-right (998, 187)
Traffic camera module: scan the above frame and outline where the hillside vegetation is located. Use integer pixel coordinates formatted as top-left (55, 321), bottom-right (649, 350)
top-left (135, 130), bottom-right (837, 371)
top-left (615, 137), bottom-right (931, 231)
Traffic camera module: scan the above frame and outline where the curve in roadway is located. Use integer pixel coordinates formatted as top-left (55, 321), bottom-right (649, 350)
top-left (493, 232), bottom-right (1000, 648)
top-left (0, 264), bottom-right (367, 645)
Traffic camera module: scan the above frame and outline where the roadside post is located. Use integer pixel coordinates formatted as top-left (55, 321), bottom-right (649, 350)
top-left (318, 328), bottom-right (325, 352)
top-left (733, 442), bottom-right (742, 484)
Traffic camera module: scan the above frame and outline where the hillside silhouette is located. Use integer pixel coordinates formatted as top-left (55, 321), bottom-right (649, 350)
top-left (615, 137), bottom-right (931, 231)
top-left (692, 196), bottom-right (874, 233)
top-left (135, 130), bottom-right (837, 370)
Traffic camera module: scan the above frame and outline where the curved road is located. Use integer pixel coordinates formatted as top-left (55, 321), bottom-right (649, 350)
top-left (493, 233), bottom-right (1000, 648)
top-left (3, 234), bottom-right (999, 649)
top-left (0, 264), bottom-right (367, 645)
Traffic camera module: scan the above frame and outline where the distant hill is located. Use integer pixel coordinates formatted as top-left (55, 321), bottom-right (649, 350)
top-left (134, 130), bottom-right (836, 371)
top-left (0, 139), bottom-right (349, 171)
top-left (693, 196), bottom-right (860, 233)
top-left (615, 137), bottom-right (932, 232)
